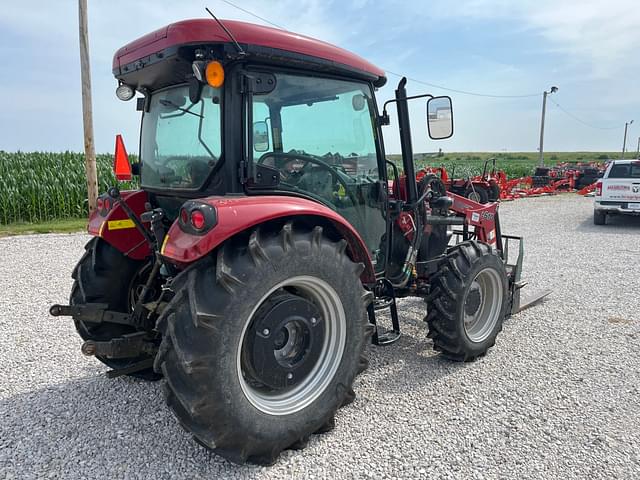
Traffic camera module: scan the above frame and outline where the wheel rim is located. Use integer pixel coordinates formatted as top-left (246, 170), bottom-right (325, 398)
top-left (463, 267), bottom-right (503, 343)
top-left (237, 276), bottom-right (346, 416)
top-left (468, 191), bottom-right (481, 202)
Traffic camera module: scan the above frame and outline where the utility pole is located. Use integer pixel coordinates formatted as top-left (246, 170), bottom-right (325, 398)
top-left (538, 86), bottom-right (558, 166)
top-left (636, 137), bottom-right (640, 159)
top-left (78, 0), bottom-right (98, 213)
top-left (621, 120), bottom-right (634, 159)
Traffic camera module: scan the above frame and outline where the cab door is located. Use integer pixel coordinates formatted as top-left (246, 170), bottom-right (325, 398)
top-left (247, 71), bottom-right (389, 273)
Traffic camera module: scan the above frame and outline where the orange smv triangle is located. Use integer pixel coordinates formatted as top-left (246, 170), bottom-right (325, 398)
top-left (114, 134), bottom-right (132, 181)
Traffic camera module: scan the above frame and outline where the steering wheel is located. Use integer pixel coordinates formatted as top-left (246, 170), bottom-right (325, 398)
top-left (257, 152), bottom-right (358, 207)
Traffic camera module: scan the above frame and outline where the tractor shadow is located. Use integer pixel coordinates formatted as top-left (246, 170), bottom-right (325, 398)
top-left (363, 297), bottom-right (467, 393)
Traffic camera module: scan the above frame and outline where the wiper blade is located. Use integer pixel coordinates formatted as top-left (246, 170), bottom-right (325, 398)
top-left (159, 99), bottom-right (203, 118)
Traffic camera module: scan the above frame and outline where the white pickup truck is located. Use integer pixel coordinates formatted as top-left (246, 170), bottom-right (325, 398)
top-left (593, 159), bottom-right (640, 225)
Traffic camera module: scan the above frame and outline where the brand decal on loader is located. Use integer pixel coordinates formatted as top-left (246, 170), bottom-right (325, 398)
top-left (481, 211), bottom-right (495, 220)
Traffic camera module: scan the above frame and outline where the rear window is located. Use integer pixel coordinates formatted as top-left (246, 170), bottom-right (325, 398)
top-left (608, 163), bottom-right (640, 179)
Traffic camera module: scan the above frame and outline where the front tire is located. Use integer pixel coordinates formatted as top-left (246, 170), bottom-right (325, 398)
top-left (154, 222), bottom-right (372, 465)
top-left (425, 240), bottom-right (508, 361)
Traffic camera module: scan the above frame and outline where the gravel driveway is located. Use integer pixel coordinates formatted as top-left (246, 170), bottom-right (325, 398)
top-left (1, 194), bottom-right (639, 479)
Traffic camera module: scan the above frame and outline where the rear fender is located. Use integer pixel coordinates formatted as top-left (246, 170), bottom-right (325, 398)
top-left (87, 190), bottom-right (151, 260)
top-left (161, 195), bottom-right (375, 283)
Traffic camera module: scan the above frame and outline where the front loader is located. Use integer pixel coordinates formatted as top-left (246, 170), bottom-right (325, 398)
top-left (51, 17), bottom-right (549, 465)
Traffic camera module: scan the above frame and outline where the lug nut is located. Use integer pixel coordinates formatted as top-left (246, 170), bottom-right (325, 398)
top-left (262, 328), bottom-right (270, 336)
top-left (311, 317), bottom-right (317, 324)
top-left (286, 373), bottom-right (293, 380)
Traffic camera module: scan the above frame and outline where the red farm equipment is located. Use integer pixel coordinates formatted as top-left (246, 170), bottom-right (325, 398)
top-left (50, 17), bottom-right (549, 465)
top-left (418, 158), bottom-right (501, 204)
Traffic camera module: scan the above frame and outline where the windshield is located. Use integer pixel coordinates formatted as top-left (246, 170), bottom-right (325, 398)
top-left (140, 84), bottom-right (222, 189)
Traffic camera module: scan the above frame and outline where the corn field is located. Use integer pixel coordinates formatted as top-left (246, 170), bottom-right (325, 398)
top-left (0, 152), bottom-right (137, 225)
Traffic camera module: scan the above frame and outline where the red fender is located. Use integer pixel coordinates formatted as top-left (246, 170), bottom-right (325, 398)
top-left (161, 195), bottom-right (375, 283)
top-left (87, 190), bottom-right (151, 260)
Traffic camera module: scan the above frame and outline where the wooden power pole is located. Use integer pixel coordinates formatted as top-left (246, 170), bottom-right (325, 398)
top-left (78, 0), bottom-right (98, 212)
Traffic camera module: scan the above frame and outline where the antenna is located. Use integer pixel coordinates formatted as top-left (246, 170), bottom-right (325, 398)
top-left (205, 7), bottom-right (246, 56)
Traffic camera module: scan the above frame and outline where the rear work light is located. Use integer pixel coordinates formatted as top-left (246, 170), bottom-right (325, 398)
top-left (178, 201), bottom-right (217, 235)
top-left (595, 181), bottom-right (602, 196)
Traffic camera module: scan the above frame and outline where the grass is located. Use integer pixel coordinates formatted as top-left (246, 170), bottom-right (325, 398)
top-left (0, 217), bottom-right (87, 237)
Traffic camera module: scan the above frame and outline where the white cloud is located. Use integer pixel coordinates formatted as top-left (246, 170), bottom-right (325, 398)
top-left (425, 0), bottom-right (640, 77)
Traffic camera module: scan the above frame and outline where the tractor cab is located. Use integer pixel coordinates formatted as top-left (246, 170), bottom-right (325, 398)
top-left (109, 19), bottom-right (453, 276)
top-left (51, 17), bottom-right (548, 466)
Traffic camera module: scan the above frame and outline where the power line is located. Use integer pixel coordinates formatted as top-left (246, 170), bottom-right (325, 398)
top-left (548, 97), bottom-right (619, 130)
top-left (384, 70), bottom-right (540, 98)
top-left (219, 0), bottom-right (287, 30)
top-left (217, 0), bottom-right (542, 99)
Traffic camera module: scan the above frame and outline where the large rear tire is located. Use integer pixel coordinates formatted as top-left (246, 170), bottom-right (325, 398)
top-left (70, 238), bottom-right (160, 380)
top-left (425, 240), bottom-right (508, 361)
top-left (154, 222), bottom-right (372, 465)
top-left (593, 210), bottom-right (606, 225)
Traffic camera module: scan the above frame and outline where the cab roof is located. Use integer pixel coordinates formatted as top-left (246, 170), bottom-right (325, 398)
top-left (113, 19), bottom-right (387, 87)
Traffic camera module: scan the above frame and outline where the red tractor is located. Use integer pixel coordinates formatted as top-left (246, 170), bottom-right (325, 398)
top-left (51, 18), bottom-right (546, 465)
top-left (418, 159), bottom-right (501, 203)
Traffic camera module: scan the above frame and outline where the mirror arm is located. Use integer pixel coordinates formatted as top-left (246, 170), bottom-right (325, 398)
top-left (381, 93), bottom-right (434, 126)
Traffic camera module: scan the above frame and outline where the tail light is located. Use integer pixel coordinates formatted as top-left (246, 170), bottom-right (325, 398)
top-left (96, 194), bottom-right (114, 217)
top-left (178, 201), bottom-right (217, 235)
top-left (595, 181), bottom-right (602, 196)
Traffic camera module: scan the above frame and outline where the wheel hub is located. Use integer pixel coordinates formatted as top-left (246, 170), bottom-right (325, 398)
top-left (462, 268), bottom-right (503, 343)
top-left (464, 284), bottom-right (482, 316)
top-left (243, 293), bottom-right (324, 391)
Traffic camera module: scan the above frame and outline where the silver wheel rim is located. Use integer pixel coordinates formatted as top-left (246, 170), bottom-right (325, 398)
top-left (463, 267), bottom-right (503, 343)
top-left (468, 191), bottom-right (481, 202)
top-left (237, 276), bottom-right (346, 416)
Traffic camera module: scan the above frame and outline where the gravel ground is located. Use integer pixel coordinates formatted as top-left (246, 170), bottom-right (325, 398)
top-left (1, 194), bottom-right (639, 479)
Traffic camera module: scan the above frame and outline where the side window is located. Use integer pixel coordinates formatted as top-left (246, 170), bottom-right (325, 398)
top-left (278, 92), bottom-right (379, 180)
top-left (250, 73), bottom-right (387, 268)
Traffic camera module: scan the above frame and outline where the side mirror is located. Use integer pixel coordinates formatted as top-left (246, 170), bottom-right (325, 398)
top-left (113, 134), bottom-right (132, 181)
top-left (253, 121), bottom-right (270, 152)
top-left (427, 96), bottom-right (453, 140)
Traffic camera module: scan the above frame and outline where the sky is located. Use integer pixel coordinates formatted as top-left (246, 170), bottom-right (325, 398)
top-left (0, 0), bottom-right (639, 154)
